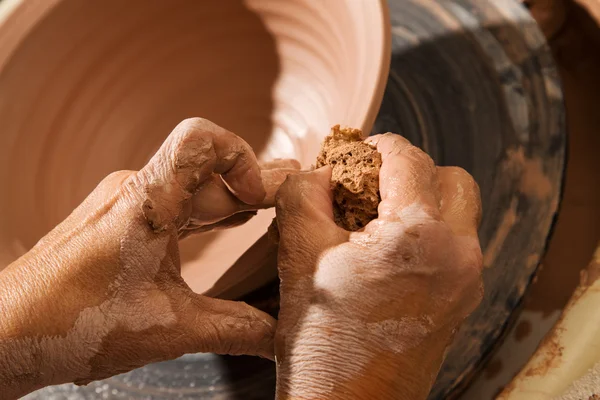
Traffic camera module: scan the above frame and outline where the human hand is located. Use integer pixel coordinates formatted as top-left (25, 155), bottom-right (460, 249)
top-left (274, 133), bottom-right (483, 400)
top-left (0, 118), bottom-right (299, 398)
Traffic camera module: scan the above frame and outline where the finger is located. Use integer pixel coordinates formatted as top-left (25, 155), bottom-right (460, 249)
top-left (259, 158), bottom-right (301, 170)
top-left (366, 133), bottom-right (440, 222)
top-left (187, 167), bottom-right (300, 225)
top-left (437, 167), bottom-right (482, 238)
top-left (139, 118), bottom-right (265, 231)
top-left (175, 293), bottom-right (276, 360)
top-left (262, 167), bottom-right (301, 205)
top-left (275, 166), bottom-right (346, 242)
top-left (179, 211), bottom-right (258, 239)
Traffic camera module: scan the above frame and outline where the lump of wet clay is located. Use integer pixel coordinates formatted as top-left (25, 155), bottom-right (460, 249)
top-left (316, 125), bottom-right (382, 231)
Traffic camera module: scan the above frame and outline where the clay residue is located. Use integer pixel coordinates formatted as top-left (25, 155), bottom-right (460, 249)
top-left (483, 197), bottom-right (518, 268)
top-left (316, 125), bottom-right (382, 231)
top-left (506, 147), bottom-right (554, 200)
top-left (482, 146), bottom-right (555, 271)
top-left (523, 328), bottom-right (564, 378)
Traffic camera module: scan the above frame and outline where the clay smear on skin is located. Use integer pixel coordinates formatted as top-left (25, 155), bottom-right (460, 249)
top-left (0, 222), bottom-right (178, 384)
top-left (295, 203), bottom-right (439, 395)
top-left (282, 146), bottom-right (478, 397)
top-left (442, 172), bottom-right (468, 219)
top-left (366, 317), bottom-right (434, 354)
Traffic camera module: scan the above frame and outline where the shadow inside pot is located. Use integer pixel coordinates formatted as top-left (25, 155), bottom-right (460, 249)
top-left (0, 0), bottom-right (280, 268)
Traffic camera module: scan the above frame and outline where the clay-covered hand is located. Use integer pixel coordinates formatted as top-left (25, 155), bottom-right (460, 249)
top-left (0, 118), bottom-right (299, 399)
top-left (274, 133), bottom-right (483, 400)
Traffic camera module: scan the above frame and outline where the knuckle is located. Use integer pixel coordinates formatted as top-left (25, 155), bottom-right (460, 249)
top-left (405, 145), bottom-right (436, 171)
top-left (176, 117), bottom-right (209, 133)
top-left (367, 133), bottom-right (383, 142)
top-left (168, 119), bottom-right (215, 160)
top-left (445, 165), bottom-right (468, 177)
top-left (174, 139), bottom-right (214, 169)
top-left (275, 174), bottom-right (315, 214)
top-left (440, 166), bottom-right (482, 217)
top-left (373, 221), bottom-right (423, 262)
top-left (383, 132), bottom-right (408, 143)
top-left (450, 167), bottom-right (480, 199)
top-left (177, 124), bottom-right (211, 146)
top-left (173, 118), bottom-right (220, 151)
top-left (101, 170), bottom-right (133, 185)
top-left (381, 133), bottom-right (411, 152)
top-left (447, 166), bottom-right (477, 188)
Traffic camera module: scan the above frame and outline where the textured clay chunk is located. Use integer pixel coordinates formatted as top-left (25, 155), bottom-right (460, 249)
top-left (316, 125), bottom-right (382, 231)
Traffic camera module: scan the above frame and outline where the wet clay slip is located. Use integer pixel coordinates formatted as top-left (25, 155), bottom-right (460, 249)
top-left (0, 0), bottom-right (390, 296)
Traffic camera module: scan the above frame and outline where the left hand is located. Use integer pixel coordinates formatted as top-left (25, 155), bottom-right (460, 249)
top-left (0, 118), bottom-right (298, 398)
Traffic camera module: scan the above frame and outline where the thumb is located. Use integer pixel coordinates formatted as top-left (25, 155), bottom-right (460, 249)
top-left (275, 166), bottom-right (344, 241)
top-left (173, 293), bottom-right (276, 360)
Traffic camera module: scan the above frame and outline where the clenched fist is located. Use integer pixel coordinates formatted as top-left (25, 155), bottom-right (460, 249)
top-left (274, 133), bottom-right (483, 400)
top-left (0, 118), bottom-right (299, 399)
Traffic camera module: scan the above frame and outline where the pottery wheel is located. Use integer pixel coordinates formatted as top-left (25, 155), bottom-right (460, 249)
top-left (26, 0), bottom-right (565, 399)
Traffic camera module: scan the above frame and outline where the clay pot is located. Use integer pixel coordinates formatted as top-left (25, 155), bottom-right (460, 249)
top-left (0, 0), bottom-right (390, 296)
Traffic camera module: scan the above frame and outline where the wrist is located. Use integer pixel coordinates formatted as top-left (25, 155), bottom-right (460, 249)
top-left (275, 308), bottom-right (453, 400)
top-left (276, 328), bottom-right (403, 400)
top-left (0, 260), bottom-right (96, 396)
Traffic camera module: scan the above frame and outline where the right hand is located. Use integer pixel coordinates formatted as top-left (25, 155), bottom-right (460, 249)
top-left (274, 133), bottom-right (483, 400)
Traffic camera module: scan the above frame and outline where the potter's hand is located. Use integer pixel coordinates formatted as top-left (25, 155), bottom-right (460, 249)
top-left (274, 133), bottom-right (483, 400)
top-left (0, 118), bottom-right (299, 399)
